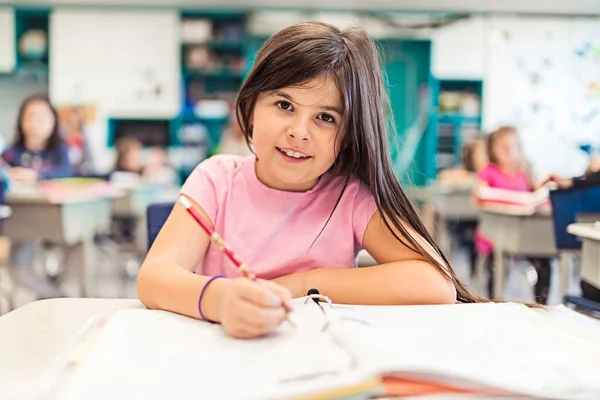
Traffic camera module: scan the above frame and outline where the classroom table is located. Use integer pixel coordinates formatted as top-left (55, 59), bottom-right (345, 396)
top-left (567, 223), bottom-right (600, 289)
top-left (3, 189), bottom-right (118, 297)
top-left (478, 205), bottom-right (561, 300)
top-left (111, 183), bottom-right (180, 251)
top-left (1, 297), bottom-right (599, 400)
top-left (432, 182), bottom-right (479, 257)
top-left (0, 298), bottom-right (143, 399)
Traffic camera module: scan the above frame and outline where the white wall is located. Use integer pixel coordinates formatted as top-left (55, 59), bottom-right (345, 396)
top-left (431, 16), bottom-right (486, 80)
top-left (0, 7), bottom-right (15, 73)
top-left (49, 8), bottom-right (181, 172)
top-left (431, 15), bottom-right (600, 179)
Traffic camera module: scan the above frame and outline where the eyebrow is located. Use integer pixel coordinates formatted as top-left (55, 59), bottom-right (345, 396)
top-left (272, 90), bottom-right (344, 115)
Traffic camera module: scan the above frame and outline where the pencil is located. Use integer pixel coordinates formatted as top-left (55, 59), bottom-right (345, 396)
top-left (178, 195), bottom-right (257, 281)
top-left (177, 196), bottom-right (294, 323)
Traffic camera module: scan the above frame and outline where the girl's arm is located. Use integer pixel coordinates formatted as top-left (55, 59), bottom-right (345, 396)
top-left (137, 195), bottom-right (291, 337)
top-left (136, 196), bottom-right (219, 319)
top-left (274, 211), bottom-right (456, 305)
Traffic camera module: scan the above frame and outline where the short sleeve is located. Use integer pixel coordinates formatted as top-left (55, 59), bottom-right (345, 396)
top-left (352, 181), bottom-right (378, 250)
top-left (179, 156), bottom-right (230, 225)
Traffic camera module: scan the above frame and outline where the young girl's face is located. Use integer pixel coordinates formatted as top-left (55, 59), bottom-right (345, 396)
top-left (250, 77), bottom-right (343, 191)
top-left (492, 132), bottom-right (522, 169)
top-left (21, 100), bottom-right (56, 148)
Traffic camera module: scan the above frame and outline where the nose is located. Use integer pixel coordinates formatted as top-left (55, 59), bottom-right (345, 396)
top-left (287, 118), bottom-right (310, 141)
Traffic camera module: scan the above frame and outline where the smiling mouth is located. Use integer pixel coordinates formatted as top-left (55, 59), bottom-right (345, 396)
top-left (276, 147), bottom-right (312, 159)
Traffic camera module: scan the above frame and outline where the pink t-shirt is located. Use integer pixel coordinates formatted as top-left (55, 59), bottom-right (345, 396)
top-left (475, 163), bottom-right (532, 256)
top-left (477, 163), bottom-right (531, 192)
top-left (180, 155), bottom-right (378, 279)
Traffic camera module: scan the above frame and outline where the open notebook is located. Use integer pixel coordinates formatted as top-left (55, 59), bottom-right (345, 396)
top-left (475, 185), bottom-right (550, 212)
top-left (57, 299), bottom-right (600, 400)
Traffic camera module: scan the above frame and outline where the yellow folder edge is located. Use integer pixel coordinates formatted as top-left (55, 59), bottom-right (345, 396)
top-left (517, 303), bottom-right (600, 349)
top-left (290, 377), bottom-right (384, 400)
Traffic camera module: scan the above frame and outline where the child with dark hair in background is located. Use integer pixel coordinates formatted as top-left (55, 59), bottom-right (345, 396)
top-left (1, 95), bottom-right (73, 182)
top-left (2, 94), bottom-right (75, 299)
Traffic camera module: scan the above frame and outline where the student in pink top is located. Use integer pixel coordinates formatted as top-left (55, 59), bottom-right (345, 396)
top-left (476, 126), bottom-right (552, 304)
top-left (137, 22), bottom-right (481, 339)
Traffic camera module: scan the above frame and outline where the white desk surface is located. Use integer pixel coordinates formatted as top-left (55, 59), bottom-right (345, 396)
top-left (1, 298), bottom-right (600, 399)
top-left (567, 223), bottom-right (600, 241)
top-left (0, 298), bottom-right (143, 398)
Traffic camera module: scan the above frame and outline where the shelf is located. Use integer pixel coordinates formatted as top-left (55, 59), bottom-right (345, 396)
top-left (182, 41), bottom-right (243, 52)
top-left (182, 112), bottom-right (229, 124)
top-left (183, 70), bottom-right (243, 80)
top-left (437, 113), bottom-right (482, 125)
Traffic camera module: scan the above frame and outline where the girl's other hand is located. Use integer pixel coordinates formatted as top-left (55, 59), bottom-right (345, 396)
top-left (217, 278), bottom-right (292, 338)
top-left (540, 174), bottom-right (573, 189)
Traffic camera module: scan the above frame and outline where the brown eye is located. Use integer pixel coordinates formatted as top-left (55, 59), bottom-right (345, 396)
top-left (317, 113), bottom-right (336, 124)
top-left (276, 101), bottom-right (293, 111)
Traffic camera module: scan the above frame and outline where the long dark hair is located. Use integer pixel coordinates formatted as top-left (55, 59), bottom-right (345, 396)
top-left (237, 22), bottom-right (482, 303)
top-left (14, 94), bottom-right (62, 151)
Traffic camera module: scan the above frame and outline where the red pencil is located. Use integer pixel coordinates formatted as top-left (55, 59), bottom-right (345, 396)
top-left (178, 196), bottom-right (295, 326)
top-left (178, 196), bottom-right (257, 281)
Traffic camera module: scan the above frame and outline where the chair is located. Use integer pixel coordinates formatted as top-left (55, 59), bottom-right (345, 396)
top-left (0, 178), bottom-right (13, 314)
top-left (549, 185), bottom-right (600, 314)
top-left (549, 185), bottom-right (600, 250)
top-left (146, 202), bottom-right (175, 251)
top-left (564, 295), bottom-right (600, 318)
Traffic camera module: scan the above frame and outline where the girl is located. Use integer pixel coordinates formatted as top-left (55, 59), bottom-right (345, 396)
top-left (137, 22), bottom-right (481, 339)
top-left (2, 95), bottom-right (74, 299)
top-left (476, 126), bottom-right (552, 304)
top-left (218, 107), bottom-right (254, 157)
top-left (1, 95), bottom-right (73, 182)
top-left (437, 138), bottom-right (488, 183)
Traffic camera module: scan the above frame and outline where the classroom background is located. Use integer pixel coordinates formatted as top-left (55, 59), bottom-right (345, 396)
top-left (0, 0), bottom-right (600, 312)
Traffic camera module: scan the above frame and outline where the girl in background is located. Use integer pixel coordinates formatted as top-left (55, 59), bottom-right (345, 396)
top-left (2, 94), bottom-right (74, 299)
top-left (1, 95), bottom-right (73, 182)
top-left (476, 126), bottom-right (552, 304)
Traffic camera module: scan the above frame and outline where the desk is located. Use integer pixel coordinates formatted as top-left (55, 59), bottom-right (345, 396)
top-left (478, 206), bottom-right (559, 299)
top-left (0, 298), bottom-right (143, 399)
top-left (1, 298), bottom-right (598, 400)
top-left (112, 184), bottom-right (180, 251)
top-left (3, 191), bottom-right (116, 297)
top-left (567, 223), bottom-right (600, 289)
top-left (433, 182), bottom-right (479, 257)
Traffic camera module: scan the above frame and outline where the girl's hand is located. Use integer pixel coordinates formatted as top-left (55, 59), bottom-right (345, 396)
top-left (217, 278), bottom-right (292, 338)
top-left (9, 167), bottom-right (39, 183)
top-left (540, 174), bottom-right (573, 189)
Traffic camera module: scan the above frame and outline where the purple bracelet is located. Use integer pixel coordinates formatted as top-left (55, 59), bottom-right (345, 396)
top-left (198, 275), bottom-right (226, 323)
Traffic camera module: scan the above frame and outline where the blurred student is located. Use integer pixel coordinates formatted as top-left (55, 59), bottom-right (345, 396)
top-left (218, 111), bottom-right (253, 157)
top-left (1, 94), bottom-right (74, 298)
top-left (142, 147), bottom-right (179, 187)
top-left (437, 138), bottom-right (488, 183)
top-left (1, 95), bottom-right (73, 182)
top-left (476, 126), bottom-right (552, 304)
